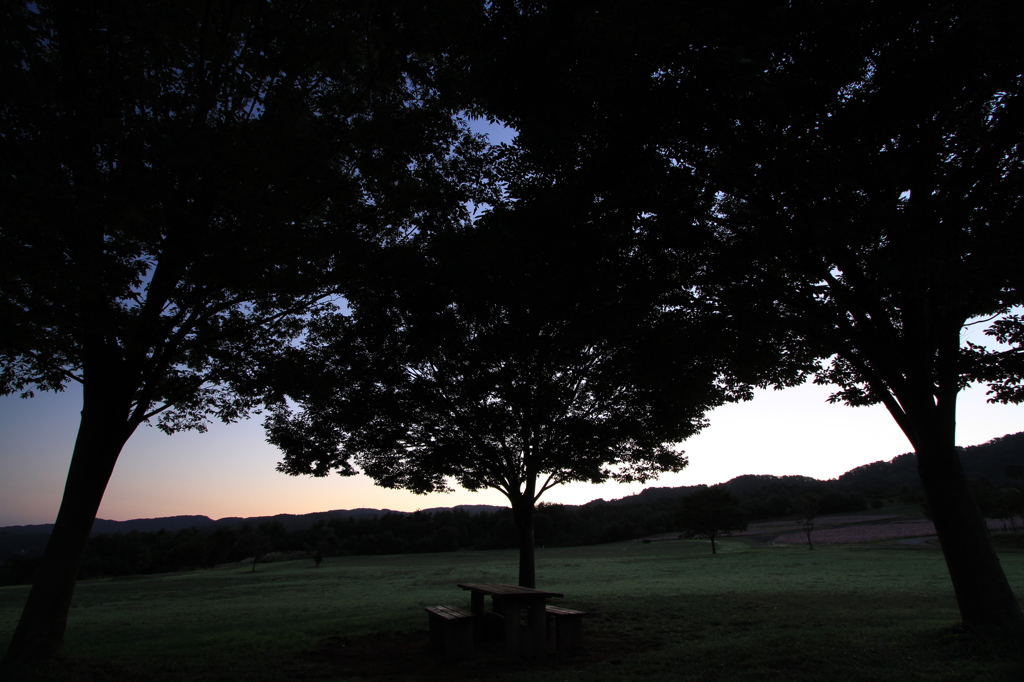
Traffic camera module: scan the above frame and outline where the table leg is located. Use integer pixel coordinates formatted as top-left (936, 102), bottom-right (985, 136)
top-left (527, 600), bottom-right (546, 660)
top-left (500, 600), bottom-right (520, 657)
top-left (470, 591), bottom-right (484, 614)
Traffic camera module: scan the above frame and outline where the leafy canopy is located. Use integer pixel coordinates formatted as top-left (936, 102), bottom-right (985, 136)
top-left (267, 192), bottom-right (742, 502)
top-left (0, 0), bottom-right (486, 433)
top-left (677, 486), bottom-right (748, 554)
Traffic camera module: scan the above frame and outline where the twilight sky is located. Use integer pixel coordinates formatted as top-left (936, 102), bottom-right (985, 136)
top-left (0, 377), bottom-right (1020, 527)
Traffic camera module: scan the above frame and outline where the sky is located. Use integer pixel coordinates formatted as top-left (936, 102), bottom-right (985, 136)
top-left (1, 122), bottom-right (1020, 528)
top-left (0, 377), bottom-right (1020, 527)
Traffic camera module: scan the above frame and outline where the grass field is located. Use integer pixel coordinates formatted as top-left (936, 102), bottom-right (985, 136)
top-left (2, 532), bottom-right (1024, 681)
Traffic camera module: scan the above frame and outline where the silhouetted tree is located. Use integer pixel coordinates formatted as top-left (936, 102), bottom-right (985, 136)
top-left (1, 0), bottom-right (486, 662)
top-left (266, 191), bottom-right (765, 586)
top-left (697, 1), bottom-right (1024, 636)
top-left (677, 487), bottom-right (748, 554)
top-left (447, 0), bottom-right (818, 582)
top-left (793, 496), bottom-right (819, 550)
top-left (475, 0), bottom-right (1024, 638)
top-left (234, 531), bottom-right (271, 572)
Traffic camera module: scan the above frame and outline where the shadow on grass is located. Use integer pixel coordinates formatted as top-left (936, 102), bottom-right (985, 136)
top-left (283, 595), bottom-right (1024, 682)
top-left (296, 626), bottom-right (653, 679)
top-left (6, 593), bottom-right (1023, 682)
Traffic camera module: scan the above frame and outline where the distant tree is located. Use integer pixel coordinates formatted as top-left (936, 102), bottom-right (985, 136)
top-left (313, 525), bottom-right (338, 562)
top-left (0, 0), bottom-right (486, 662)
top-left (677, 487), bottom-right (748, 554)
top-left (1003, 489), bottom-right (1024, 534)
top-left (967, 480), bottom-right (1003, 520)
top-left (432, 526), bottom-right (461, 553)
top-left (763, 495), bottom-right (793, 519)
top-left (234, 531), bottom-right (271, 573)
top-left (793, 496), bottom-right (819, 551)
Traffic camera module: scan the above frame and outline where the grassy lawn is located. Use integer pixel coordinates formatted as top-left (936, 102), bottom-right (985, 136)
top-left (2, 535), bottom-right (1024, 681)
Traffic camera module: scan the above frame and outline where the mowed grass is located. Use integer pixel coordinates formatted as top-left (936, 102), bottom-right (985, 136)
top-left (2, 536), bottom-right (1024, 681)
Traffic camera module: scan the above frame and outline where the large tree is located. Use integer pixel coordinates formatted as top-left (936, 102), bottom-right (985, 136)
top-left (0, 0), bottom-right (484, 661)
top-left (698, 1), bottom-right (1024, 637)
top-left (266, 186), bottom-right (808, 587)
top-left (471, 0), bottom-right (1024, 636)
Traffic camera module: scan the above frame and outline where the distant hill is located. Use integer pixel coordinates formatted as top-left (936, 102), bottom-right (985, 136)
top-left (204, 507), bottom-right (406, 533)
top-left (838, 431), bottom-right (1024, 497)
top-left (2, 504), bottom-right (507, 536)
top-left (94, 515), bottom-right (215, 534)
top-left (587, 432), bottom-right (1024, 508)
top-left (600, 474), bottom-right (829, 507)
top-left (0, 505), bottom-right (506, 563)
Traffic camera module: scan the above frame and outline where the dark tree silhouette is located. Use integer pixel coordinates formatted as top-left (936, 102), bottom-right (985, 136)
top-left (696, 1), bottom-right (1024, 637)
top-left (473, 0), bottom-right (1024, 639)
top-left (271, 219), bottom-right (678, 587)
top-left (0, 0), bottom-right (484, 662)
top-left (677, 487), bottom-right (748, 554)
top-left (234, 531), bottom-right (272, 573)
top-left (793, 496), bottom-right (819, 551)
top-left (265, 179), bottom-right (805, 587)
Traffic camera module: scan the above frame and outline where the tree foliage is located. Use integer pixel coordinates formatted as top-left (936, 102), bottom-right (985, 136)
top-left (266, 184), bottom-right (772, 585)
top-left (703, 2), bottom-right (1024, 420)
top-left (1, 0), bottom-right (486, 662)
top-left (470, 0), bottom-right (1024, 638)
top-left (677, 487), bottom-right (748, 554)
top-left (693, 0), bottom-right (1024, 635)
top-left (279, 1), bottom-right (818, 587)
top-left (1, 0), bottom-right (483, 423)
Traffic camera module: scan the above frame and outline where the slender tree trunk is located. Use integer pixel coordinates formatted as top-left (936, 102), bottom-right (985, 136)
top-left (511, 498), bottom-right (536, 588)
top-left (801, 518), bottom-right (814, 550)
top-left (915, 431), bottom-right (1024, 637)
top-left (4, 388), bottom-right (133, 663)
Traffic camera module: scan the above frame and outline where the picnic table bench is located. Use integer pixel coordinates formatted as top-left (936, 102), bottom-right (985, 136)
top-left (545, 604), bottom-right (586, 651)
top-left (425, 605), bottom-right (474, 659)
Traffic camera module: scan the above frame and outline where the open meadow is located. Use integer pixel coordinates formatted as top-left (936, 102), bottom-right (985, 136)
top-left (3, 527), bottom-right (1024, 681)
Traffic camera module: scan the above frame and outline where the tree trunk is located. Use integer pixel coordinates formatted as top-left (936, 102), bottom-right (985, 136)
top-left (856, 315), bottom-right (1024, 639)
top-left (915, 432), bottom-right (1024, 637)
top-left (802, 521), bottom-right (814, 550)
top-left (511, 499), bottom-right (536, 588)
top-left (4, 391), bottom-right (133, 663)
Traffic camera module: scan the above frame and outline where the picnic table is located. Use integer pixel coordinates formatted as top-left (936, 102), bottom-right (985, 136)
top-left (457, 582), bottom-right (564, 659)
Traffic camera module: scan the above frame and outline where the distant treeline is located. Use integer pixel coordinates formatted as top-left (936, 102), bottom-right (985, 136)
top-left (3, 432), bottom-right (1022, 586)
top-left (0, 488), bottom-right (868, 586)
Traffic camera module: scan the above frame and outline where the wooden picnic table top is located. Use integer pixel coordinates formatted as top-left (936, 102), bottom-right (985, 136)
top-left (457, 582), bottom-right (564, 598)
